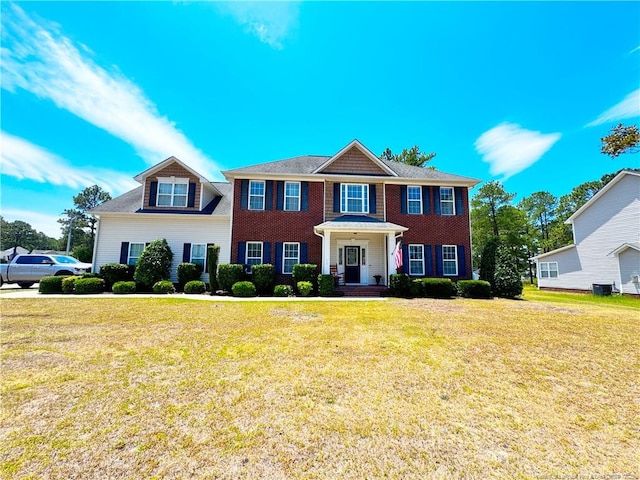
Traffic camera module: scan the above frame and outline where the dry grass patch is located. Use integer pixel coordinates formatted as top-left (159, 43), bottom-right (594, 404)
top-left (1, 297), bottom-right (638, 479)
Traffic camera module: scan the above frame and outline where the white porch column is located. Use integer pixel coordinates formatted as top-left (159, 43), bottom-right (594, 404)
top-left (322, 230), bottom-right (331, 274)
top-left (387, 232), bottom-right (396, 282)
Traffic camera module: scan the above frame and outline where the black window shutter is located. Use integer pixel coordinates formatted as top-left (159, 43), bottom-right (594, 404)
top-left (425, 244), bottom-right (433, 276)
top-left (301, 182), bottom-right (309, 211)
top-left (455, 187), bottom-right (464, 215)
top-left (204, 243), bottom-right (215, 273)
top-left (149, 181), bottom-right (158, 207)
top-left (265, 181), bottom-right (273, 210)
top-left (276, 181), bottom-right (284, 210)
top-left (434, 188), bottom-right (441, 215)
top-left (401, 244), bottom-right (409, 274)
top-left (422, 186), bottom-right (430, 215)
top-left (275, 242), bottom-right (283, 274)
top-left (300, 243), bottom-right (308, 263)
top-left (369, 184), bottom-right (377, 214)
top-left (183, 243), bottom-right (191, 263)
top-left (400, 186), bottom-right (407, 214)
top-left (187, 182), bottom-right (196, 208)
top-left (333, 183), bottom-right (340, 213)
top-left (263, 242), bottom-right (271, 264)
top-left (237, 242), bottom-right (246, 264)
top-left (120, 242), bottom-right (129, 264)
top-left (457, 245), bottom-right (466, 276)
top-left (435, 245), bottom-right (443, 276)
top-left (240, 180), bottom-right (249, 210)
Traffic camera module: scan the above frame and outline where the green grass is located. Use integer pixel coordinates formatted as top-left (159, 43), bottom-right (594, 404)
top-left (521, 284), bottom-right (640, 309)
top-left (1, 296), bottom-right (638, 479)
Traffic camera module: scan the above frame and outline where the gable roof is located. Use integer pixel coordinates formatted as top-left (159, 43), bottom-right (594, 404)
top-left (609, 242), bottom-right (640, 257)
top-left (313, 139), bottom-right (397, 176)
top-left (134, 156), bottom-right (208, 183)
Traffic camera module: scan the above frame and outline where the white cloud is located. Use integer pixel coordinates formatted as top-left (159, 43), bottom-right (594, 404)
top-left (1, 208), bottom-right (64, 238)
top-left (586, 89), bottom-right (640, 127)
top-left (475, 123), bottom-right (561, 180)
top-left (1, 131), bottom-right (138, 195)
top-left (1, 3), bottom-right (219, 179)
top-left (218, 2), bottom-right (300, 49)
top-left (631, 45), bottom-right (640, 54)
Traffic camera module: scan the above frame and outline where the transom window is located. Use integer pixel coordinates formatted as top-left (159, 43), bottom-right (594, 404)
top-left (341, 184), bottom-right (369, 214)
top-left (157, 178), bottom-right (188, 207)
top-left (284, 182), bottom-right (300, 211)
top-left (190, 243), bottom-right (207, 269)
top-left (283, 242), bottom-right (300, 274)
top-left (407, 186), bottom-right (422, 214)
top-left (440, 187), bottom-right (455, 215)
top-left (128, 243), bottom-right (145, 266)
top-left (442, 245), bottom-right (458, 276)
top-left (246, 242), bottom-right (263, 271)
top-left (249, 180), bottom-right (265, 210)
top-left (409, 244), bottom-right (425, 276)
top-left (539, 262), bottom-right (558, 278)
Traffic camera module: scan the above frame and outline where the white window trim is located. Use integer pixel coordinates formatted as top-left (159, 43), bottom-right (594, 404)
top-left (407, 186), bottom-right (423, 215)
top-left (284, 181), bottom-right (301, 211)
top-left (408, 244), bottom-right (425, 276)
top-left (157, 176), bottom-right (189, 207)
top-left (249, 180), bottom-right (266, 211)
top-left (128, 242), bottom-right (145, 266)
top-left (282, 242), bottom-right (300, 274)
top-left (190, 243), bottom-right (207, 267)
top-left (539, 262), bottom-right (559, 279)
top-left (440, 187), bottom-right (455, 216)
top-left (246, 241), bottom-right (263, 269)
top-left (442, 245), bottom-right (458, 276)
top-left (341, 183), bottom-right (369, 214)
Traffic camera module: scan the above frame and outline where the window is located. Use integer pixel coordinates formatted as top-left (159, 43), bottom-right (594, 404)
top-left (245, 242), bottom-right (263, 271)
top-left (409, 245), bottom-right (425, 276)
top-left (190, 243), bottom-right (206, 269)
top-left (157, 178), bottom-right (188, 207)
top-left (341, 184), bottom-right (369, 214)
top-left (249, 180), bottom-right (265, 210)
top-left (440, 187), bottom-right (455, 215)
top-left (442, 245), bottom-right (458, 276)
top-left (407, 186), bottom-right (422, 214)
top-left (284, 182), bottom-right (300, 211)
top-left (128, 243), bottom-right (145, 266)
top-left (539, 262), bottom-right (558, 278)
top-left (283, 242), bottom-right (300, 274)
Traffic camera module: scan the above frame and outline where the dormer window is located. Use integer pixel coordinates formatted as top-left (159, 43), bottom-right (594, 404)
top-left (157, 177), bottom-right (188, 207)
top-left (341, 184), bottom-right (369, 214)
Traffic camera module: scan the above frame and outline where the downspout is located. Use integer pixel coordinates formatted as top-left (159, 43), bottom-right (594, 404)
top-left (314, 227), bottom-right (325, 274)
top-left (91, 215), bottom-right (101, 274)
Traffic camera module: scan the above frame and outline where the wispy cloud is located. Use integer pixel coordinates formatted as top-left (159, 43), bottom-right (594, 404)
top-left (475, 123), bottom-right (561, 180)
top-left (1, 208), bottom-right (64, 238)
top-left (1, 131), bottom-right (138, 194)
top-left (586, 89), bottom-right (640, 127)
top-left (631, 45), bottom-right (640, 54)
top-left (1, 3), bottom-right (219, 178)
top-left (218, 2), bottom-right (300, 49)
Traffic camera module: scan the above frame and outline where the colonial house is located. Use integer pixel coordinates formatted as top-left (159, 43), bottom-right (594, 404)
top-left (532, 170), bottom-right (640, 296)
top-left (91, 140), bottom-right (480, 288)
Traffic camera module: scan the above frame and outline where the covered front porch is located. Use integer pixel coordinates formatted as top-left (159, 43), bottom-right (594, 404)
top-left (314, 216), bottom-right (408, 286)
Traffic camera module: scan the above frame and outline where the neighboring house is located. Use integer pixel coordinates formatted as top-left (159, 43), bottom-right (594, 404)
top-left (533, 170), bottom-right (640, 296)
top-left (1, 246), bottom-right (29, 262)
top-left (91, 140), bottom-right (480, 286)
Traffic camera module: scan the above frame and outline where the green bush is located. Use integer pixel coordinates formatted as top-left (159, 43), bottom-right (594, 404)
top-left (112, 281), bottom-right (136, 294)
top-left (207, 244), bottom-right (220, 293)
top-left (184, 280), bottom-right (206, 294)
top-left (74, 277), bottom-right (105, 294)
top-left (232, 281), bottom-right (256, 297)
top-left (62, 275), bottom-right (82, 294)
top-left (99, 263), bottom-right (135, 289)
top-left (317, 274), bottom-right (335, 297)
top-left (422, 278), bottom-right (457, 299)
top-left (152, 280), bottom-right (176, 294)
top-left (251, 263), bottom-right (275, 296)
top-left (177, 262), bottom-right (202, 289)
top-left (297, 281), bottom-right (313, 297)
top-left (134, 239), bottom-right (173, 287)
top-left (292, 264), bottom-right (317, 292)
top-left (218, 264), bottom-right (245, 292)
top-left (494, 245), bottom-right (523, 298)
top-left (479, 237), bottom-right (500, 291)
top-left (410, 279), bottom-right (424, 297)
top-left (39, 276), bottom-right (66, 294)
top-left (273, 284), bottom-right (294, 297)
top-left (458, 280), bottom-right (492, 299)
top-left (71, 245), bottom-right (92, 263)
top-left (389, 274), bottom-right (411, 297)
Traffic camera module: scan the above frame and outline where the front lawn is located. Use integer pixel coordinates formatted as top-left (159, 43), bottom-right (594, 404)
top-left (1, 297), bottom-right (638, 479)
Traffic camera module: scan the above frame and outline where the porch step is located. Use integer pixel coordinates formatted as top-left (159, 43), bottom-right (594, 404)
top-left (336, 285), bottom-right (388, 297)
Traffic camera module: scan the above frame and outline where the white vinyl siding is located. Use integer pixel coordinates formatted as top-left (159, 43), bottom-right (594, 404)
top-left (341, 184), bottom-right (369, 214)
top-left (408, 244), bottom-right (425, 276)
top-left (190, 243), bottom-right (207, 269)
top-left (440, 187), bottom-right (455, 215)
top-left (407, 186), bottom-right (422, 214)
top-left (539, 262), bottom-right (558, 278)
top-left (249, 180), bottom-right (265, 210)
top-left (283, 242), bottom-right (300, 274)
top-left (284, 182), bottom-right (300, 211)
top-left (128, 243), bottom-right (145, 266)
top-left (442, 245), bottom-right (458, 276)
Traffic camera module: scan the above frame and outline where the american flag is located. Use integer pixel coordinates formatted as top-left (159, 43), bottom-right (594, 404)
top-left (393, 241), bottom-right (403, 270)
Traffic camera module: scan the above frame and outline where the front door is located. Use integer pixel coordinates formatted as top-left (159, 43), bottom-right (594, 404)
top-left (345, 246), bottom-right (360, 284)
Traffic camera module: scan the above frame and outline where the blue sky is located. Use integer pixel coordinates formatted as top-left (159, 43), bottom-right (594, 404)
top-left (2, 1), bottom-right (639, 238)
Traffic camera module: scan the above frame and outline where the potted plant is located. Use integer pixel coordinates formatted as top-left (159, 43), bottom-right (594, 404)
top-left (374, 274), bottom-right (382, 286)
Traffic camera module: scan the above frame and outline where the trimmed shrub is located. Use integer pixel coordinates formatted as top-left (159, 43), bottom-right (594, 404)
top-left (153, 280), bottom-right (176, 294)
top-left (292, 264), bottom-right (317, 291)
top-left (74, 277), bottom-right (105, 294)
top-left (112, 281), bottom-right (136, 294)
top-left (218, 264), bottom-right (245, 292)
top-left (318, 274), bottom-right (335, 297)
top-left (177, 262), bottom-right (202, 289)
top-left (100, 263), bottom-right (134, 289)
top-left (207, 244), bottom-right (220, 293)
top-left (184, 280), bottom-right (206, 294)
top-left (410, 279), bottom-right (424, 298)
top-left (134, 239), bottom-right (173, 287)
top-left (458, 280), bottom-right (492, 299)
top-left (494, 245), bottom-right (523, 298)
top-left (39, 276), bottom-right (66, 294)
top-left (422, 278), bottom-right (457, 299)
top-left (251, 263), bottom-right (275, 296)
top-left (389, 274), bottom-right (411, 297)
top-left (297, 281), bottom-right (313, 297)
top-left (273, 284), bottom-right (294, 297)
top-left (62, 275), bottom-right (82, 294)
top-left (232, 281), bottom-right (256, 297)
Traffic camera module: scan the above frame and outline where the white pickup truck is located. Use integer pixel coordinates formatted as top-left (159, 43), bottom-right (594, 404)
top-left (0, 254), bottom-right (92, 289)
